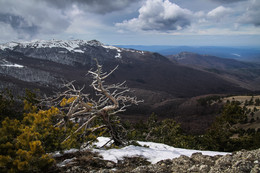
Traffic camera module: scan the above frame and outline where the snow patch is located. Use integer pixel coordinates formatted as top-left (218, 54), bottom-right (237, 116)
top-left (103, 45), bottom-right (123, 58)
top-left (115, 52), bottom-right (122, 58)
top-left (231, 53), bottom-right (241, 57)
top-left (58, 50), bottom-right (68, 54)
top-left (124, 48), bottom-right (145, 55)
top-left (57, 157), bottom-right (76, 167)
top-left (92, 137), bottom-right (228, 164)
top-left (53, 148), bottom-right (79, 158)
top-left (53, 137), bottom-right (228, 167)
top-left (0, 59), bottom-right (24, 68)
top-left (1, 64), bottom-right (24, 68)
top-left (103, 45), bottom-right (121, 52)
top-left (140, 51), bottom-right (145, 55)
top-left (73, 49), bottom-right (84, 53)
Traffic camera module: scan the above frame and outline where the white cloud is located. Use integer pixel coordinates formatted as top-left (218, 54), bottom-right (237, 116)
top-left (115, 0), bottom-right (260, 37)
top-left (207, 6), bottom-right (232, 19)
top-left (116, 0), bottom-right (193, 32)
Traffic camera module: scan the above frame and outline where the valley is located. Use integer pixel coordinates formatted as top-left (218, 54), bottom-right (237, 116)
top-left (0, 40), bottom-right (259, 134)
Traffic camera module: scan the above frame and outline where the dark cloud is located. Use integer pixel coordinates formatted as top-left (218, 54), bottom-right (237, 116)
top-left (141, 16), bottom-right (191, 31)
top-left (43, 0), bottom-right (139, 14)
top-left (0, 0), bottom-right (139, 42)
top-left (0, 0), bottom-right (71, 41)
top-left (0, 13), bottom-right (38, 39)
top-left (239, 0), bottom-right (260, 26)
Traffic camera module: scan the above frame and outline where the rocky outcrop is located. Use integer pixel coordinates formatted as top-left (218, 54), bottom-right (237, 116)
top-left (55, 148), bottom-right (260, 173)
top-left (132, 149), bottom-right (260, 173)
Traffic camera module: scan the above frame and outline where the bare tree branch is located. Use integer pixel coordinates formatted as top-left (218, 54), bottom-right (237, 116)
top-left (41, 60), bottom-right (143, 146)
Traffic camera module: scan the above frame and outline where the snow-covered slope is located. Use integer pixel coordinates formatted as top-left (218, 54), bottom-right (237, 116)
top-left (0, 39), bottom-right (145, 58)
top-left (0, 40), bottom-right (151, 64)
top-left (0, 39), bottom-right (100, 51)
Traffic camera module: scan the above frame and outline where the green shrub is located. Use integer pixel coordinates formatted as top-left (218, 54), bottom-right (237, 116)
top-left (0, 103), bottom-right (91, 172)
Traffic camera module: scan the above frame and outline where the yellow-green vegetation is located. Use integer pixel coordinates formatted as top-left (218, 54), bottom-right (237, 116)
top-left (0, 109), bottom-right (56, 172)
top-left (0, 90), bottom-right (100, 173)
top-left (60, 97), bottom-right (77, 107)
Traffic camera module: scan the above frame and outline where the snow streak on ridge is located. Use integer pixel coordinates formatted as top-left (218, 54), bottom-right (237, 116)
top-left (0, 39), bottom-right (146, 58)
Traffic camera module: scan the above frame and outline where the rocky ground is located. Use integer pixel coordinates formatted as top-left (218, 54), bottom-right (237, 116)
top-left (51, 148), bottom-right (260, 173)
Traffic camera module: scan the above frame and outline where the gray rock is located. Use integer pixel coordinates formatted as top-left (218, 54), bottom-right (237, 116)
top-left (131, 148), bottom-right (260, 173)
top-left (60, 148), bottom-right (260, 173)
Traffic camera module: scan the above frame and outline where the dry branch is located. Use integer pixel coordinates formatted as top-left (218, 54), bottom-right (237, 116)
top-left (41, 60), bottom-right (142, 146)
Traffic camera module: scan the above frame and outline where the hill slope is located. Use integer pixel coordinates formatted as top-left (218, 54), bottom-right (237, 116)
top-left (0, 40), bottom-right (250, 118)
top-left (167, 52), bottom-right (260, 91)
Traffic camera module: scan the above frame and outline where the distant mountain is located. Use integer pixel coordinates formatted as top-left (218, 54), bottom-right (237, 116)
top-left (0, 40), bottom-right (252, 124)
top-left (117, 45), bottom-right (260, 63)
top-left (167, 52), bottom-right (260, 91)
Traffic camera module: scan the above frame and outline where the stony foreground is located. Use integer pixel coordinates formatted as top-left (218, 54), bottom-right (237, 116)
top-left (55, 148), bottom-right (260, 173)
top-left (132, 149), bottom-right (260, 173)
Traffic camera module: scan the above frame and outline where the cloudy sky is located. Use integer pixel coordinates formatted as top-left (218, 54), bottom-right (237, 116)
top-left (0, 0), bottom-right (260, 46)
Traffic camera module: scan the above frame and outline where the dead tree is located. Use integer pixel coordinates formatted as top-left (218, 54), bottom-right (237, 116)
top-left (42, 60), bottom-right (142, 146)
